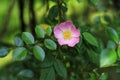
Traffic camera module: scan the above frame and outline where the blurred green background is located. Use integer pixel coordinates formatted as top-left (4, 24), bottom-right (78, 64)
top-left (0, 0), bottom-right (120, 80)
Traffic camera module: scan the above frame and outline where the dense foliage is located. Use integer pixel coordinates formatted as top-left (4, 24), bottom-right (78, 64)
top-left (0, 0), bottom-right (120, 80)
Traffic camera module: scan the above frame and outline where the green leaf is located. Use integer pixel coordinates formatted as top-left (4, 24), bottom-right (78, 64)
top-left (35, 26), bottom-right (45, 38)
top-left (40, 67), bottom-right (55, 80)
top-left (99, 73), bottom-right (108, 80)
top-left (12, 47), bottom-right (27, 61)
top-left (106, 27), bottom-right (119, 43)
top-left (61, 6), bottom-right (67, 12)
top-left (107, 40), bottom-right (116, 49)
top-left (44, 39), bottom-right (57, 50)
top-left (88, 73), bottom-right (97, 80)
top-left (54, 59), bottom-right (67, 79)
top-left (18, 69), bottom-right (34, 78)
top-left (90, 0), bottom-right (99, 5)
top-left (94, 16), bottom-right (101, 23)
top-left (14, 35), bottom-right (23, 46)
top-left (100, 48), bottom-right (117, 67)
top-left (99, 39), bottom-right (105, 51)
top-left (22, 32), bottom-right (34, 44)
top-left (0, 47), bottom-right (10, 57)
top-left (40, 55), bottom-right (54, 68)
top-left (33, 45), bottom-right (45, 61)
top-left (48, 5), bottom-right (58, 19)
top-left (83, 32), bottom-right (98, 47)
top-left (46, 27), bottom-right (52, 36)
top-left (103, 14), bottom-right (112, 23)
top-left (117, 46), bottom-right (120, 58)
top-left (87, 49), bottom-right (99, 65)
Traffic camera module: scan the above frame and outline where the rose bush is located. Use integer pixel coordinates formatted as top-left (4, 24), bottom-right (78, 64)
top-left (0, 0), bottom-right (120, 80)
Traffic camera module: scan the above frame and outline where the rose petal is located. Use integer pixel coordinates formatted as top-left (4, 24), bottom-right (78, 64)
top-left (71, 29), bottom-right (80, 37)
top-left (57, 37), bottom-right (79, 47)
top-left (54, 26), bottom-right (63, 39)
top-left (58, 39), bottom-right (70, 46)
top-left (68, 37), bottom-right (80, 47)
top-left (58, 21), bottom-right (74, 31)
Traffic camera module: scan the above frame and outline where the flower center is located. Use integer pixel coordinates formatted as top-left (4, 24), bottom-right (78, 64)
top-left (63, 30), bottom-right (72, 39)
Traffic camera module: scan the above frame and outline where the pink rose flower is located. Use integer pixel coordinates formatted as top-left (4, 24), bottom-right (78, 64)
top-left (54, 21), bottom-right (80, 47)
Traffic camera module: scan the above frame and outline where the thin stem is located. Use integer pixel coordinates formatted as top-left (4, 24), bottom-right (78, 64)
top-left (18, 0), bottom-right (26, 32)
top-left (29, 0), bottom-right (36, 36)
top-left (57, 0), bottom-right (63, 23)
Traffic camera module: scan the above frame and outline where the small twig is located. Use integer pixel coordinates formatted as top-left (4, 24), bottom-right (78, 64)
top-left (57, 0), bottom-right (63, 23)
top-left (29, 0), bottom-right (36, 36)
top-left (18, 0), bottom-right (26, 32)
top-left (45, 0), bottom-right (49, 16)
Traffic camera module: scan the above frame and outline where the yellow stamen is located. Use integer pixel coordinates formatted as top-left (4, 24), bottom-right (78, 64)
top-left (63, 30), bottom-right (72, 40)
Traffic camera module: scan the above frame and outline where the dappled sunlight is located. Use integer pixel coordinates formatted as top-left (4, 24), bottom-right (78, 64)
top-left (0, 51), bottom-right (13, 69)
